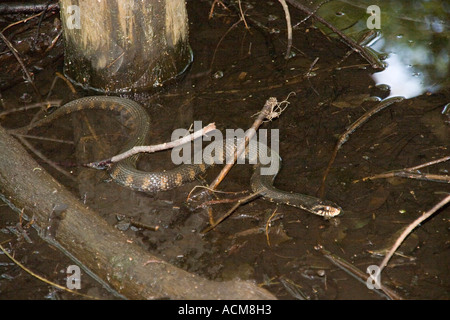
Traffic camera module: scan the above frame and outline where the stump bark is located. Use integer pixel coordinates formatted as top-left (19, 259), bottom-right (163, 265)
top-left (58, 0), bottom-right (193, 92)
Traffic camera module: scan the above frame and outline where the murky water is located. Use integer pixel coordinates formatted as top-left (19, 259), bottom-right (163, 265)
top-left (0, 0), bottom-right (448, 299)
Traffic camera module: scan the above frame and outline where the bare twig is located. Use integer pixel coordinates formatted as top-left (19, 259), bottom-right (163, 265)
top-left (0, 243), bottom-right (96, 299)
top-left (318, 96), bottom-right (404, 198)
top-left (201, 96), bottom-right (290, 232)
top-left (37, 72), bottom-right (76, 126)
top-left (46, 72), bottom-right (76, 102)
top-left (209, 0), bottom-right (228, 19)
top-left (210, 18), bottom-right (243, 71)
top-left (208, 97), bottom-right (279, 191)
top-left (15, 134), bottom-right (75, 180)
top-left (265, 208), bottom-right (279, 246)
top-left (238, 0), bottom-right (250, 30)
top-left (279, 277), bottom-right (308, 300)
top-left (293, 0), bottom-right (332, 27)
top-left (1, 10), bottom-right (48, 32)
top-left (378, 194), bottom-right (450, 273)
top-left (11, 133), bottom-right (73, 145)
top-left (360, 171), bottom-right (449, 184)
top-left (356, 155), bottom-right (450, 184)
top-left (405, 156), bottom-right (450, 172)
top-left (86, 123), bottom-right (216, 169)
top-left (278, 0), bottom-right (293, 59)
top-left (201, 192), bottom-right (261, 234)
top-left (0, 100), bottom-right (61, 118)
top-left (35, 0), bottom-right (53, 42)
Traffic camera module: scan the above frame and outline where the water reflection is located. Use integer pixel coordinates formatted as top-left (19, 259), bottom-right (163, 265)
top-left (315, 0), bottom-right (449, 99)
top-left (367, 1), bottom-right (449, 98)
top-left (372, 51), bottom-right (430, 99)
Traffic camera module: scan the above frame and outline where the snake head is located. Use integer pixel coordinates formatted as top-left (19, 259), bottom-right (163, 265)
top-left (312, 203), bottom-right (342, 218)
top-left (83, 159), bottom-right (112, 170)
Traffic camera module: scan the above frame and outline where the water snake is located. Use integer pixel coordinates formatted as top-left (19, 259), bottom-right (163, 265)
top-left (13, 96), bottom-right (342, 218)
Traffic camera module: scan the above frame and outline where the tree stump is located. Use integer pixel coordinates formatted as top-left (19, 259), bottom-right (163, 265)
top-left (59, 0), bottom-right (193, 92)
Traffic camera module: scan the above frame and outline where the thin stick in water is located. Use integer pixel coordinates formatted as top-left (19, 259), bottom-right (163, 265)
top-left (318, 96), bottom-right (404, 198)
top-left (86, 123), bottom-right (216, 169)
top-left (278, 0), bottom-right (293, 59)
top-left (378, 194), bottom-right (450, 273)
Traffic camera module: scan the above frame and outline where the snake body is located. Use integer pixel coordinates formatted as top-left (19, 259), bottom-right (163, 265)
top-left (16, 96), bottom-right (341, 217)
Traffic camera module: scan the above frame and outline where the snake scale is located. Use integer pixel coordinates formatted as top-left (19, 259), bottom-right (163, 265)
top-left (15, 96), bottom-right (342, 218)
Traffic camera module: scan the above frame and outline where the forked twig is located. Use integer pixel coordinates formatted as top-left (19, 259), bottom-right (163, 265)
top-left (208, 0), bottom-right (229, 19)
top-left (201, 192), bottom-right (260, 234)
top-left (208, 96), bottom-right (280, 191)
top-left (237, 0), bottom-right (250, 30)
top-left (201, 95), bottom-right (293, 232)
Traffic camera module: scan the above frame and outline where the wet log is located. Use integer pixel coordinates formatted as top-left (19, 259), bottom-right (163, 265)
top-left (58, 0), bottom-right (193, 92)
top-left (0, 125), bottom-right (276, 300)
